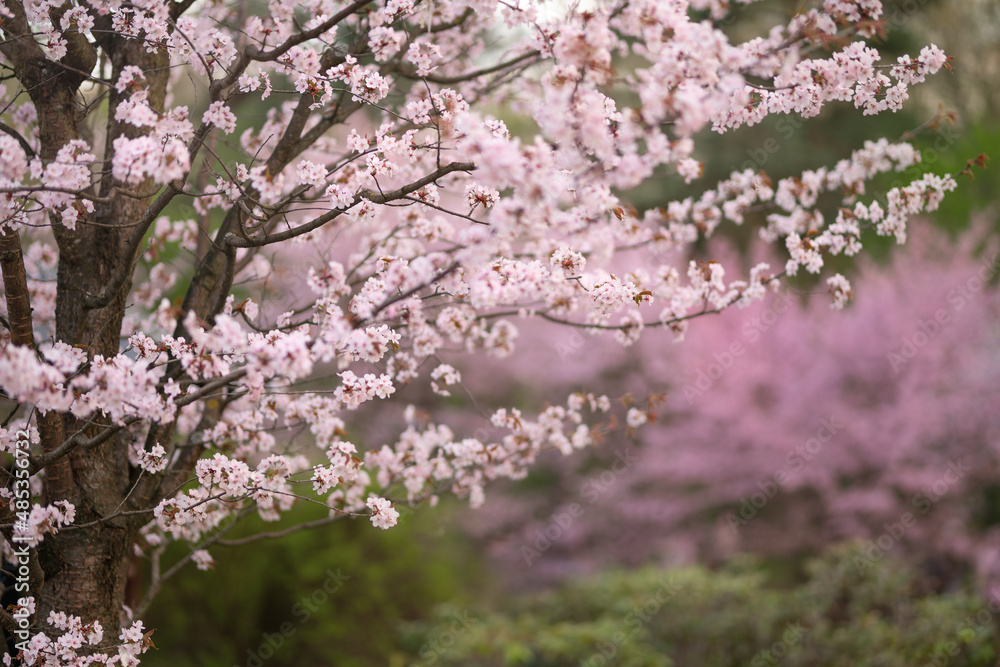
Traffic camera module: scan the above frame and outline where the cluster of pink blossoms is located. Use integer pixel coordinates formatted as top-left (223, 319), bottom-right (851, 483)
top-left (0, 598), bottom-right (152, 666)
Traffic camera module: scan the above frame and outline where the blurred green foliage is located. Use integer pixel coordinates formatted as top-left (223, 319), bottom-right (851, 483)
top-left (141, 500), bottom-right (490, 667)
top-left (921, 122), bottom-right (1000, 234)
top-left (401, 543), bottom-right (999, 667)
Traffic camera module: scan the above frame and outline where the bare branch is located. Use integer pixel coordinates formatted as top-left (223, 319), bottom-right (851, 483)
top-left (399, 49), bottom-right (542, 85)
top-left (0, 228), bottom-right (36, 349)
top-left (216, 514), bottom-right (342, 547)
top-left (0, 121), bottom-right (35, 158)
top-left (225, 161), bottom-right (476, 248)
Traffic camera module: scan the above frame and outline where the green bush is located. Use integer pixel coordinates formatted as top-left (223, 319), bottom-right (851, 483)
top-left (401, 543), bottom-right (1000, 667)
top-left (142, 499), bottom-right (488, 667)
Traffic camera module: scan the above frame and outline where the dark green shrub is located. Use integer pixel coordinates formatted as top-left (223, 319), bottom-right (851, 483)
top-left (142, 500), bottom-right (487, 667)
top-left (401, 543), bottom-right (999, 667)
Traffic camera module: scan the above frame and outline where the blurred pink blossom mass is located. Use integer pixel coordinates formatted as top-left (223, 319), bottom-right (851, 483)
top-left (461, 220), bottom-right (1000, 589)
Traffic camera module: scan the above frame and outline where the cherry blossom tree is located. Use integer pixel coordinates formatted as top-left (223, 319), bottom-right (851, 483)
top-left (0, 0), bottom-right (971, 662)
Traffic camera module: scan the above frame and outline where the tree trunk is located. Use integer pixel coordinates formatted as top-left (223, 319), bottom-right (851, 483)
top-left (16, 27), bottom-right (171, 639)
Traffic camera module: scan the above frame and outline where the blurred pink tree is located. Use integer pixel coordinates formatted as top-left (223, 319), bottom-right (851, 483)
top-left (465, 222), bottom-right (1000, 587)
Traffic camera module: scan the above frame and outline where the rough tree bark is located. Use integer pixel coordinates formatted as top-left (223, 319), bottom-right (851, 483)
top-left (1, 6), bottom-right (170, 637)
